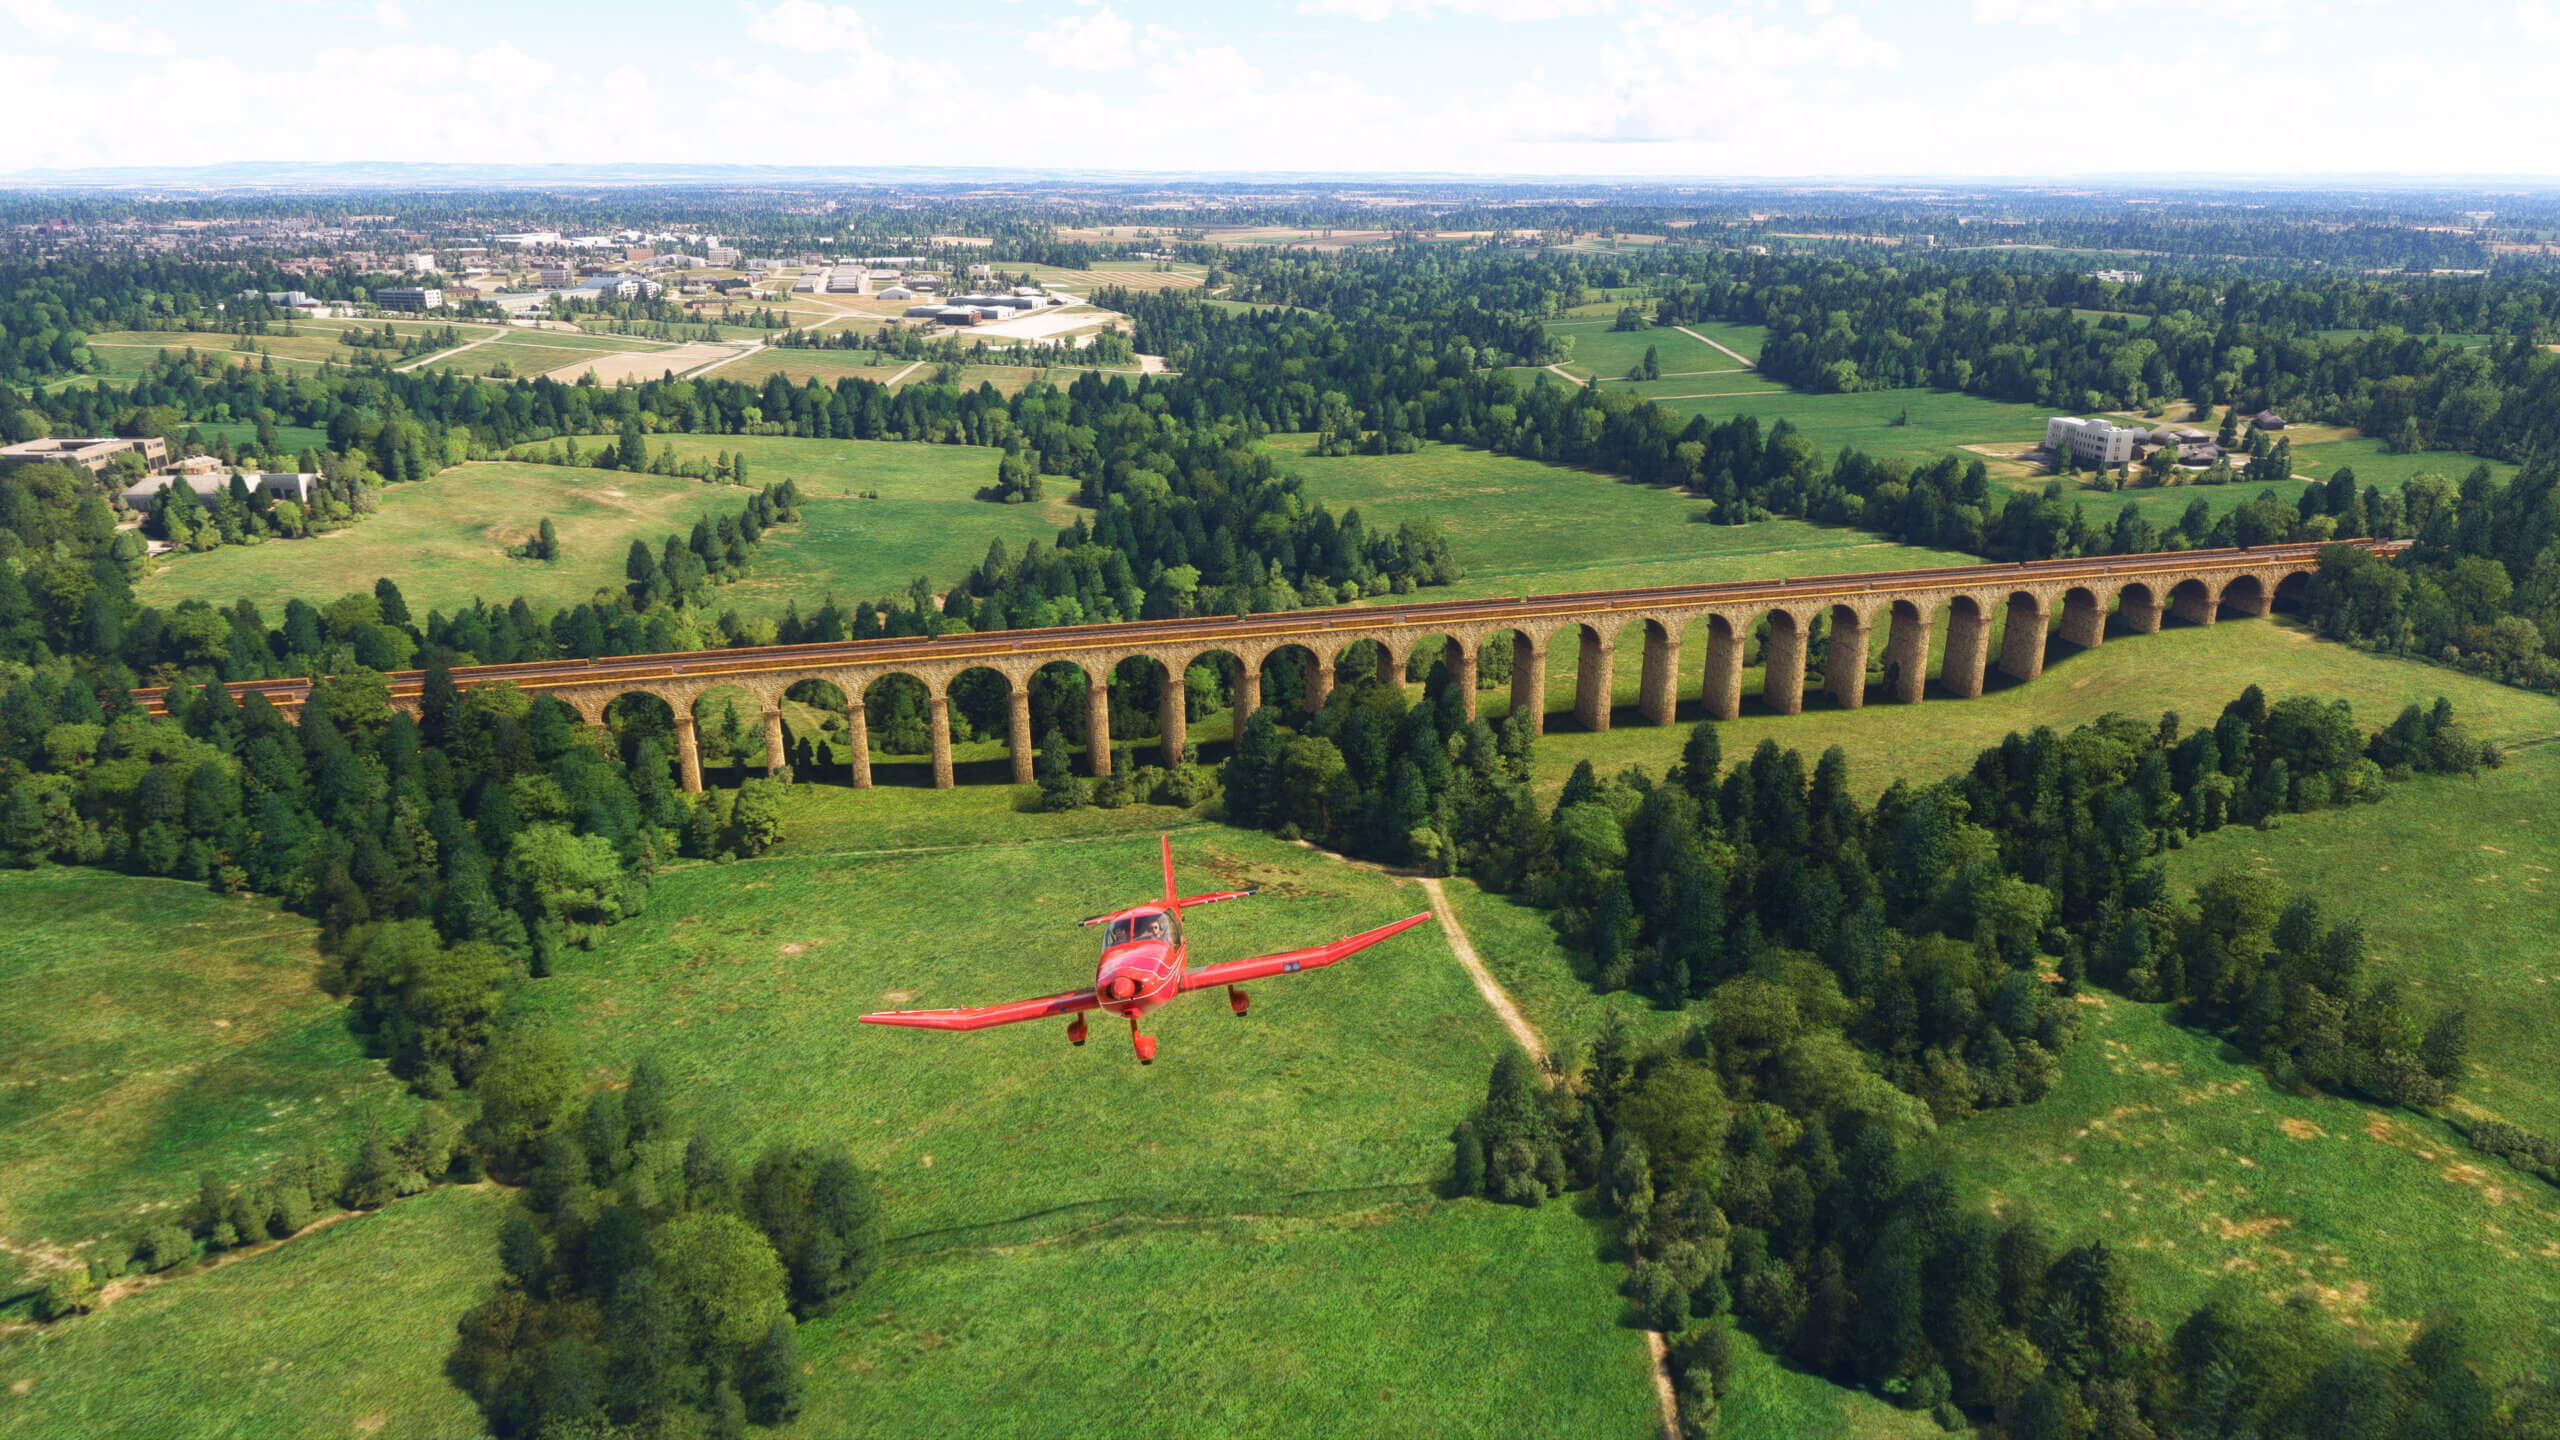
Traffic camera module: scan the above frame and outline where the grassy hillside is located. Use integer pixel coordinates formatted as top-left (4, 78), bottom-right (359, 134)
top-left (627, 434), bottom-right (1072, 617)
top-left (0, 872), bottom-right (419, 1293)
top-left (0, 1186), bottom-right (505, 1440)
top-left (1270, 435), bottom-right (1978, 598)
top-left (135, 463), bottom-right (752, 618)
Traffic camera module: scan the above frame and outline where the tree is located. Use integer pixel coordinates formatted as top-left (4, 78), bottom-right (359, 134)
top-left (473, 1018), bottom-right (579, 1167)
top-left (1036, 725), bottom-right (1084, 811)
top-left (617, 417), bottom-right (647, 472)
top-left (726, 777), bottom-right (787, 855)
top-left (653, 1210), bottom-right (788, 1350)
top-left (742, 1144), bottom-right (881, 1317)
top-left (742, 1316), bottom-right (807, 1424)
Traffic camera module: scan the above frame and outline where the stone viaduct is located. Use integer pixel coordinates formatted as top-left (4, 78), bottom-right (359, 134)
top-left (139, 540), bottom-right (2400, 792)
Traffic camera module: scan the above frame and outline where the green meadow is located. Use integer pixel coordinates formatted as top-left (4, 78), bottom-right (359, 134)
top-left (619, 434), bottom-right (1069, 616)
top-left (136, 462), bottom-right (751, 618)
top-left (0, 1185), bottom-right (505, 1440)
top-left (0, 873), bottom-right (421, 1294)
top-left (1269, 435), bottom-right (1978, 599)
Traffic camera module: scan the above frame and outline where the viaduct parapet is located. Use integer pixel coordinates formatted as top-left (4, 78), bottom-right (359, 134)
top-left (135, 541), bottom-right (2400, 792)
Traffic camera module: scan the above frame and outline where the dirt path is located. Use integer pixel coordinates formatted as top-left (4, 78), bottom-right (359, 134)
top-left (395, 330), bottom-right (503, 373)
top-left (1415, 877), bottom-right (1545, 1064)
top-left (1543, 363), bottom-right (1591, 388)
top-left (1672, 325), bottom-right (1756, 370)
top-left (883, 359), bottom-right (928, 388)
top-left (1413, 876), bottom-right (1679, 1438)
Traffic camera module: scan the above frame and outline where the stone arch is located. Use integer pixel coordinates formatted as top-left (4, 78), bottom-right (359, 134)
top-left (1332, 635), bottom-right (1398, 691)
top-left (938, 664), bottom-right (1016, 788)
top-left (1256, 641), bottom-right (1328, 716)
top-left (1021, 658), bottom-right (1106, 779)
top-left (1178, 646), bottom-right (1253, 757)
top-left (1626, 615), bottom-right (1684, 726)
top-left (1940, 593), bottom-right (1995, 698)
top-left (689, 684), bottom-right (769, 782)
top-left (2271, 567), bottom-right (2314, 612)
top-left (857, 672), bottom-right (936, 786)
top-left (1099, 651), bottom-right (1190, 769)
top-left (1879, 597), bottom-right (1934, 704)
top-left (1997, 588), bottom-right (2054, 683)
top-left (601, 690), bottom-right (681, 785)
top-left (2113, 581), bottom-right (2163, 637)
top-left (2166, 575), bottom-right (2218, 626)
top-left (2217, 573), bottom-right (2271, 620)
top-left (780, 676), bottom-right (852, 784)
top-left (2058, 586), bottom-right (2099, 648)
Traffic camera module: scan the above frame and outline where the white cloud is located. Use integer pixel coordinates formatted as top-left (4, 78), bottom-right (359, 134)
top-left (747, 0), bottom-right (877, 55)
top-left (1029, 4), bottom-right (1136, 69)
top-left (375, 0), bottom-right (409, 30)
top-left (0, 0), bottom-right (174, 55)
top-left (1300, 0), bottom-right (1614, 20)
top-left (1972, 0), bottom-right (2287, 30)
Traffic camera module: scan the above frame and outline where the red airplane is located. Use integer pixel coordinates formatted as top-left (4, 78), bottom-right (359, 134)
top-left (858, 836), bottom-right (1432, 1063)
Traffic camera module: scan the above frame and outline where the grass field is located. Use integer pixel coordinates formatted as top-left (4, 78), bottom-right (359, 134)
top-left (136, 463), bottom-right (751, 618)
top-left (1645, 386), bottom-right (2059, 464)
top-left (714, 346), bottom-right (906, 387)
top-left (801, 1201), bottom-right (1661, 1439)
top-left (0, 872), bottom-right (421, 1295)
top-left (496, 792), bottom-right (1663, 1432)
top-left (602, 434), bottom-right (1071, 616)
top-left (2161, 743), bottom-right (2560, 1141)
top-left (1270, 435), bottom-right (1978, 599)
top-left (1927, 986), bottom-right (2560, 1378)
top-left (1545, 321), bottom-right (1748, 382)
top-left (0, 1185), bottom-right (505, 1440)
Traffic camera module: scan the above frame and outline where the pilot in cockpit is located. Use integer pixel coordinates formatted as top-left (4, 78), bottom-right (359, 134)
top-left (1104, 911), bottom-right (1171, 946)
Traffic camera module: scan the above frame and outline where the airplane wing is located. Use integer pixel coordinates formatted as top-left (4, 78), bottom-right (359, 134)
top-left (859, 988), bottom-right (1102, 1031)
top-left (1179, 912), bottom-right (1433, 992)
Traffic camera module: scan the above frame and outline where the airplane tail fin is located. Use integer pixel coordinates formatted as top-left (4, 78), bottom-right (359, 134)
top-left (1161, 833), bottom-right (1178, 911)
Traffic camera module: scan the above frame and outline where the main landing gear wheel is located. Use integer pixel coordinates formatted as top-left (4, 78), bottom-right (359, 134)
top-left (1129, 1015), bottom-right (1156, 1065)
top-left (1066, 1014), bottom-right (1088, 1046)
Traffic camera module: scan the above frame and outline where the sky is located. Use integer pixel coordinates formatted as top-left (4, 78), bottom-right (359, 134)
top-left (8, 0), bottom-right (2557, 179)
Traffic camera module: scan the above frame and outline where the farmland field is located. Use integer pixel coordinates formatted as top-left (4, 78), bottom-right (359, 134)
top-left (0, 872), bottom-right (421, 1294)
top-left (714, 346), bottom-right (905, 387)
top-left (136, 462), bottom-right (752, 617)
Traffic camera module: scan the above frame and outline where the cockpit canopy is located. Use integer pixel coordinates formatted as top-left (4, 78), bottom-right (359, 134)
top-left (1103, 910), bottom-right (1171, 947)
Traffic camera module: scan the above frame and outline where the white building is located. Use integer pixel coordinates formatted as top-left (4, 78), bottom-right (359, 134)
top-left (122, 471), bottom-right (319, 508)
top-left (2045, 416), bottom-right (2143, 469)
top-left (403, 252), bottom-right (438, 272)
top-left (706, 245), bottom-right (740, 267)
top-left (572, 275), bottom-right (661, 302)
top-left (374, 287), bottom-right (443, 312)
top-left (493, 231), bottom-right (562, 248)
top-left (2090, 269), bottom-right (2144, 285)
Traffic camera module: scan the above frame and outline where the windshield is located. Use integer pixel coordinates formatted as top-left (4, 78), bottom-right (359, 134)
top-left (1103, 912), bottom-right (1170, 946)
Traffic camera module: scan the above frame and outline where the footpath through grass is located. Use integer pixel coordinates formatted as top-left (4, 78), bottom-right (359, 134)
top-left (0, 872), bottom-right (419, 1294)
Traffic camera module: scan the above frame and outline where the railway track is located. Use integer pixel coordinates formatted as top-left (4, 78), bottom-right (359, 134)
top-left (129, 540), bottom-right (2399, 716)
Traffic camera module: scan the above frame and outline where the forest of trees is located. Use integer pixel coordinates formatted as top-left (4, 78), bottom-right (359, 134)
top-left (2303, 464), bottom-right (2560, 692)
top-left (1413, 694), bottom-right (2521, 1435)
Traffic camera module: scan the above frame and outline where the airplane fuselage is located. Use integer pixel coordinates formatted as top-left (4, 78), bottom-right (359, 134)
top-left (1094, 912), bottom-right (1184, 1020)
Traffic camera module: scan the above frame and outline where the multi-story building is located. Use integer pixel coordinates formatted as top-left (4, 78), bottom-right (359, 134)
top-left (0, 436), bottom-right (168, 475)
top-left (2044, 416), bottom-right (2143, 469)
top-left (374, 286), bottom-right (444, 312)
